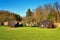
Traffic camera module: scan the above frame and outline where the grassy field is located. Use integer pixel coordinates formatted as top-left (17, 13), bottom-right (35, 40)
top-left (0, 26), bottom-right (60, 40)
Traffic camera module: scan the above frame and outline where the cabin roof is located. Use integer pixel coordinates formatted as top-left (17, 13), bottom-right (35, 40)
top-left (40, 20), bottom-right (54, 24)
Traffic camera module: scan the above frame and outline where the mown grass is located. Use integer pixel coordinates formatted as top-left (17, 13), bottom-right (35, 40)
top-left (0, 26), bottom-right (60, 40)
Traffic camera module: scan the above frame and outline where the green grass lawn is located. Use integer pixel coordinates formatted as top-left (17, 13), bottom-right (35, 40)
top-left (0, 26), bottom-right (60, 40)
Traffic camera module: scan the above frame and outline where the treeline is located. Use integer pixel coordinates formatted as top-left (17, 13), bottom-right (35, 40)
top-left (23, 2), bottom-right (60, 24)
top-left (0, 2), bottom-right (60, 24)
top-left (0, 10), bottom-right (22, 22)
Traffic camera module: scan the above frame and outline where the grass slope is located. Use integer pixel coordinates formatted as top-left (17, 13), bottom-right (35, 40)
top-left (0, 26), bottom-right (60, 40)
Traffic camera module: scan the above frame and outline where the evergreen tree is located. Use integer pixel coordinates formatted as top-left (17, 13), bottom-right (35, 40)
top-left (26, 8), bottom-right (33, 23)
top-left (26, 8), bottom-right (32, 17)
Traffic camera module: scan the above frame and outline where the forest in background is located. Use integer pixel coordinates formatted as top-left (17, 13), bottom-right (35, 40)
top-left (23, 2), bottom-right (60, 24)
top-left (0, 2), bottom-right (60, 24)
top-left (0, 10), bottom-right (22, 22)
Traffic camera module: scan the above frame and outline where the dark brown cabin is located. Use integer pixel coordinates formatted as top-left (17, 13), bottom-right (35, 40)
top-left (8, 21), bottom-right (17, 27)
top-left (8, 21), bottom-right (23, 27)
top-left (40, 20), bottom-right (55, 28)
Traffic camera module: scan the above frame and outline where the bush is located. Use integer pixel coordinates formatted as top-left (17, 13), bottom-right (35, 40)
top-left (32, 23), bottom-right (39, 27)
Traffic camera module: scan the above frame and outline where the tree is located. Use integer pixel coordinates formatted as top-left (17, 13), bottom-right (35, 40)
top-left (0, 10), bottom-right (22, 22)
top-left (34, 6), bottom-right (43, 23)
top-left (47, 13), bottom-right (53, 20)
top-left (14, 14), bottom-right (22, 21)
top-left (26, 8), bottom-right (33, 23)
top-left (26, 8), bottom-right (32, 17)
top-left (54, 2), bottom-right (60, 22)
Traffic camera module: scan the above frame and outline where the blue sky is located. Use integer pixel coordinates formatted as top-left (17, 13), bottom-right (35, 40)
top-left (0, 0), bottom-right (60, 16)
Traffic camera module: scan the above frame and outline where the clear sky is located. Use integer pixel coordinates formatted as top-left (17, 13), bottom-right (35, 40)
top-left (0, 0), bottom-right (60, 16)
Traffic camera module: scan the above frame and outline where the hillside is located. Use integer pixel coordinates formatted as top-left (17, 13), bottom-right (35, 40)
top-left (0, 10), bottom-right (22, 22)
